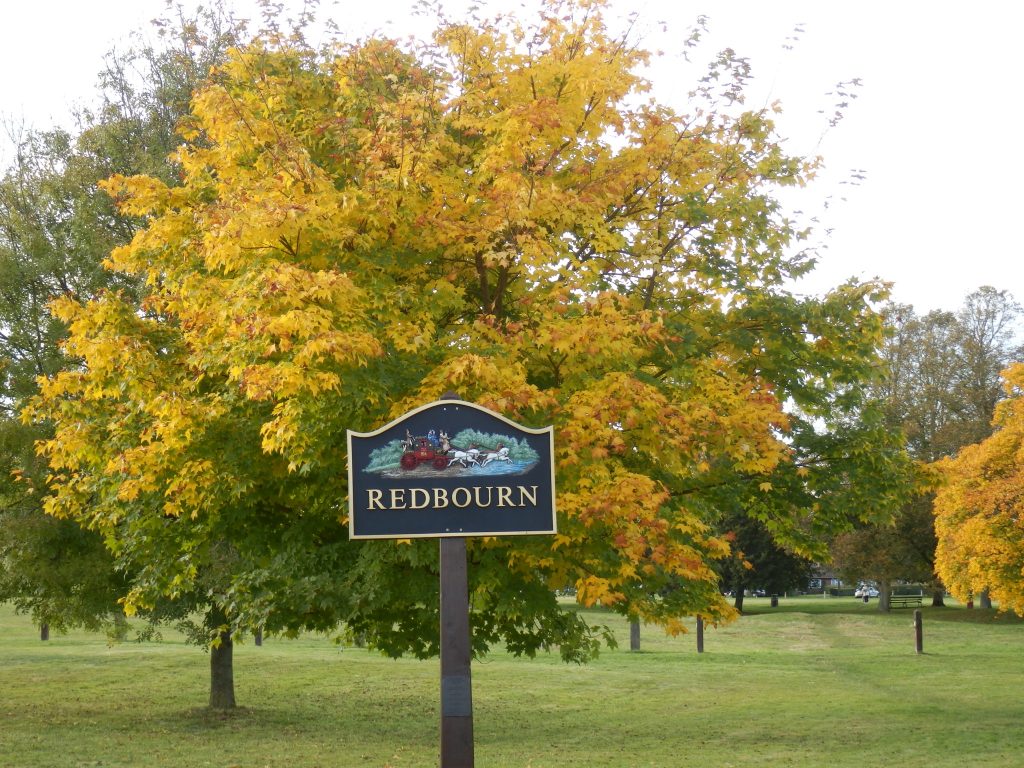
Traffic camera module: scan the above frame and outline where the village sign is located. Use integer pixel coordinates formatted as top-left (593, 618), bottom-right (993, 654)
top-left (347, 399), bottom-right (556, 539)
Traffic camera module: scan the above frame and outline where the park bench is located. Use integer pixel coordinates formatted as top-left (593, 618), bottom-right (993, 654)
top-left (889, 592), bottom-right (923, 608)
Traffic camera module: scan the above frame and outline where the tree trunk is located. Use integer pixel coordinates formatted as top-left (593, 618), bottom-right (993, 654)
top-left (629, 620), bottom-right (640, 652)
top-left (254, 629), bottom-right (263, 647)
top-left (877, 579), bottom-right (891, 613)
top-left (979, 589), bottom-right (992, 609)
top-left (732, 577), bottom-right (746, 613)
top-left (209, 627), bottom-right (236, 709)
top-left (40, 623), bottom-right (49, 641)
top-left (931, 588), bottom-right (946, 607)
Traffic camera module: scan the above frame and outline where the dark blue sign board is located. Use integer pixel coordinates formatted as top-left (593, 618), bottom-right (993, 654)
top-left (347, 400), bottom-right (556, 539)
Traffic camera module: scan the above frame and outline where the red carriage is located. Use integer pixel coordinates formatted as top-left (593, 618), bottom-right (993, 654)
top-left (400, 436), bottom-right (450, 470)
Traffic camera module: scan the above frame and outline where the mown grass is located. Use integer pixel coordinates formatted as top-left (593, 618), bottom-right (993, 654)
top-left (1, 596), bottom-right (1022, 767)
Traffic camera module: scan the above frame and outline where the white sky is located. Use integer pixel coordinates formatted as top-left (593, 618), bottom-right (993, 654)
top-left (2, 0), bottom-right (1023, 314)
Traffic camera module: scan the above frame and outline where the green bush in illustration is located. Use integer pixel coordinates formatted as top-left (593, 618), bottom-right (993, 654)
top-left (362, 427), bottom-right (540, 473)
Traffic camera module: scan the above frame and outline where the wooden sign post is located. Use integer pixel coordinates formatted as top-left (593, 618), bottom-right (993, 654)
top-left (440, 536), bottom-right (474, 766)
top-left (348, 397), bottom-right (556, 767)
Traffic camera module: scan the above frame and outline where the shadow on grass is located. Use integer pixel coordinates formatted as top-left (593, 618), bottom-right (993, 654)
top-left (743, 598), bottom-right (1024, 625)
top-left (184, 706), bottom-right (258, 730)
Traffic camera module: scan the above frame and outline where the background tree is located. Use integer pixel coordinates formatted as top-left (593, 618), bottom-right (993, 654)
top-left (718, 513), bottom-right (814, 613)
top-left (26, 0), bottom-right (914, 706)
top-left (934, 363), bottom-right (1024, 614)
top-left (830, 494), bottom-right (936, 611)
top-left (954, 287), bottom-right (1024, 445)
top-left (831, 288), bottom-right (1022, 609)
top-left (0, 4), bottom-right (242, 665)
top-left (884, 288), bottom-right (1023, 460)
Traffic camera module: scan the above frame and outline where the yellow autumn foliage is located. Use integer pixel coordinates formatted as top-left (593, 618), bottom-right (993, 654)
top-left (23, 1), bottom-right (899, 639)
top-left (934, 363), bottom-right (1024, 615)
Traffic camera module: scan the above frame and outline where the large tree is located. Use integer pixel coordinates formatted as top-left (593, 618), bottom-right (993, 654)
top-left (953, 287), bottom-right (1024, 445)
top-left (27, 0), bottom-right (913, 706)
top-left (934, 363), bottom-right (1024, 614)
top-left (882, 289), bottom-right (1023, 462)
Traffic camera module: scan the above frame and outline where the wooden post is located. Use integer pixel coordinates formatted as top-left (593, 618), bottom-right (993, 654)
top-left (440, 536), bottom-right (474, 767)
top-left (696, 616), bottom-right (704, 654)
top-left (914, 609), bottom-right (923, 655)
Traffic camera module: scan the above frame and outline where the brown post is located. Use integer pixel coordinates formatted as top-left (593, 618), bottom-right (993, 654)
top-left (696, 616), bottom-right (704, 654)
top-left (914, 609), bottom-right (923, 654)
top-left (440, 536), bottom-right (474, 767)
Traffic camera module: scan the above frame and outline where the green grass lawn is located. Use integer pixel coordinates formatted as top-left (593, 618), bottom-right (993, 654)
top-left (2, 596), bottom-right (1022, 767)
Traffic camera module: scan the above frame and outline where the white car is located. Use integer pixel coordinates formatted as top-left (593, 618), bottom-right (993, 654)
top-left (854, 584), bottom-right (879, 598)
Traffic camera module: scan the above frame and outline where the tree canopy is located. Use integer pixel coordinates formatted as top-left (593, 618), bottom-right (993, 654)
top-left (933, 363), bottom-right (1024, 614)
top-left (831, 288), bottom-right (1022, 607)
top-left (23, 0), bottom-right (914, 680)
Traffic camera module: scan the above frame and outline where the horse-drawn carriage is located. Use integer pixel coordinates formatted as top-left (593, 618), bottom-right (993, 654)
top-left (399, 436), bottom-right (450, 470)
top-left (398, 430), bottom-right (512, 471)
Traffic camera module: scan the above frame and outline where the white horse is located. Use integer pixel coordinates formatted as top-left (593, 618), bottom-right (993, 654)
top-left (481, 445), bottom-right (511, 466)
top-left (447, 448), bottom-right (481, 468)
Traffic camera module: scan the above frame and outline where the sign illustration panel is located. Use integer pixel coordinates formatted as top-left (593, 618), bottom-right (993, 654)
top-left (347, 400), bottom-right (556, 539)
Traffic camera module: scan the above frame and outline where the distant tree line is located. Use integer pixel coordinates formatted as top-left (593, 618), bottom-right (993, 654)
top-left (829, 287), bottom-right (1023, 611)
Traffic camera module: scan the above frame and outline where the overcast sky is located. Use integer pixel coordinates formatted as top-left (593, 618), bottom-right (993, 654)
top-left (3, 0), bottom-right (1022, 315)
